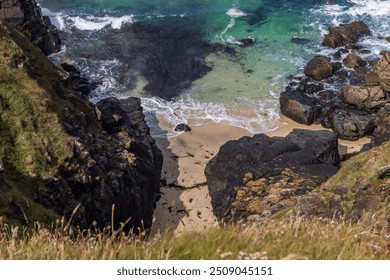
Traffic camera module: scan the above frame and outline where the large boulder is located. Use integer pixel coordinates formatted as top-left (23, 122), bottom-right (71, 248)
top-left (304, 56), bottom-right (334, 81)
top-left (0, 0), bottom-right (61, 55)
top-left (322, 21), bottom-right (371, 48)
top-left (330, 108), bottom-right (375, 140)
top-left (205, 130), bottom-right (340, 222)
top-left (279, 90), bottom-right (321, 125)
top-left (340, 85), bottom-right (387, 111)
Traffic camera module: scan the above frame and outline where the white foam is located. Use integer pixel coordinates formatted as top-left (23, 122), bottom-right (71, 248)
top-left (140, 94), bottom-right (283, 138)
top-left (68, 15), bottom-right (134, 31)
top-left (226, 8), bottom-right (247, 18)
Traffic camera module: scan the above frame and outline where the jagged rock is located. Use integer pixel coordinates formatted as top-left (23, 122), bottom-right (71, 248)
top-left (340, 85), bottom-right (387, 111)
top-left (330, 108), bottom-right (375, 140)
top-left (35, 96), bottom-right (163, 233)
top-left (372, 104), bottom-right (390, 146)
top-left (322, 21), bottom-right (371, 48)
top-left (343, 54), bottom-right (366, 69)
top-left (304, 56), bottom-right (334, 81)
top-left (205, 130), bottom-right (339, 222)
top-left (279, 89), bottom-right (321, 125)
top-left (60, 63), bottom-right (92, 95)
top-left (0, 157), bottom-right (4, 172)
top-left (366, 51), bottom-right (390, 92)
top-left (0, 0), bottom-right (61, 55)
top-left (174, 123), bottom-right (192, 132)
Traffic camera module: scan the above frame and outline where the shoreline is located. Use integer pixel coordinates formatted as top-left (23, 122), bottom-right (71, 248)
top-left (151, 117), bottom-right (371, 236)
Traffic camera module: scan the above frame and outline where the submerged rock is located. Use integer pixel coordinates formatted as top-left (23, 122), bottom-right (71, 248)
top-left (205, 130), bottom-right (340, 222)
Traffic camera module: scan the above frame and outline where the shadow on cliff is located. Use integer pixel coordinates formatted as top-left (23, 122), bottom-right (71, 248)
top-left (147, 112), bottom-right (187, 236)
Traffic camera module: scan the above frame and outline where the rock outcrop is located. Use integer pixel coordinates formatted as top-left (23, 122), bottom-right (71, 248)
top-left (322, 21), bottom-right (371, 48)
top-left (295, 140), bottom-right (390, 224)
top-left (0, 11), bottom-right (162, 232)
top-left (0, 0), bottom-right (60, 55)
top-left (205, 129), bottom-right (340, 222)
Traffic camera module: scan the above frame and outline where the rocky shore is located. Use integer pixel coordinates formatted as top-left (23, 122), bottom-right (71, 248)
top-left (280, 21), bottom-right (389, 144)
top-left (204, 20), bottom-right (390, 225)
top-left (0, 0), bottom-right (389, 236)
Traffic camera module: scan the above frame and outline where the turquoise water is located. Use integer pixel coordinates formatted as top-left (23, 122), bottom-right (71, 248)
top-left (38, 0), bottom-right (390, 137)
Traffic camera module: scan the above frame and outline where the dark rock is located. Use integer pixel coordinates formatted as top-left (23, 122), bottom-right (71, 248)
top-left (286, 129), bottom-right (340, 166)
top-left (304, 56), bottom-right (334, 81)
top-left (332, 62), bottom-right (343, 73)
top-left (0, 0), bottom-right (61, 55)
top-left (205, 131), bottom-right (340, 221)
top-left (61, 63), bottom-right (92, 96)
top-left (372, 104), bottom-right (390, 146)
top-left (291, 38), bottom-right (311, 45)
top-left (0, 157), bottom-right (4, 172)
top-left (386, 37), bottom-right (390, 43)
top-left (238, 38), bottom-right (255, 47)
top-left (330, 108), bottom-right (375, 140)
top-left (343, 54), bottom-right (366, 68)
top-left (322, 21), bottom-right (371, 48)
top-left (174, 123), bottom-right (192, 132)
top-left (279, 90), bottom-right (321, 125)
top-left (333, 48), bottom-right (349, 60)
top-left (318, 90), bottom-right (336, 102)
top-left (36, 96), bottom-right (163, 233)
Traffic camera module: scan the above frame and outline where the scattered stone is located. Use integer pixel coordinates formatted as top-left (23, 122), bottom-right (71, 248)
top-left (174, 123), bottom-right (192, 132)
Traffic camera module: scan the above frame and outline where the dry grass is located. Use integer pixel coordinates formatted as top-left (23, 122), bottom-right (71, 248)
top-left (0, 215), bottom-right (389, 260)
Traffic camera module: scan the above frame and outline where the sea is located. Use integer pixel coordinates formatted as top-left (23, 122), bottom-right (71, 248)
top-left (37, 0), bottom-right (390, 137)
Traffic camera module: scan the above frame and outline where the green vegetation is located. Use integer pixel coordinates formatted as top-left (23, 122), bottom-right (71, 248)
top-left (0, 23), bottom-right (71, 224)
top-left (0, 216), bottom-right (388, 260)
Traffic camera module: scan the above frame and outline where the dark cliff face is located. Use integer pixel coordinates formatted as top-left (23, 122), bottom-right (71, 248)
top-left (0, 0), bottom-right (61, 55)
top-left (0, 3), bottom-right (162, 232)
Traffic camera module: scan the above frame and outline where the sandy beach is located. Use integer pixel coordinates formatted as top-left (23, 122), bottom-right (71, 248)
top-left (151, 117), bottom-right (371, 236)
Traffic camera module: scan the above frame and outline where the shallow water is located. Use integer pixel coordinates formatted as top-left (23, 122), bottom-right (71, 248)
top-left (38, 0), bottom-right (390, 137)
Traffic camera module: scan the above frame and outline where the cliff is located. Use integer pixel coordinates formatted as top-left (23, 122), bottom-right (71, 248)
top-left (0, 19), bottom-right (162, 232)
top-left (0, 0), bottom-right (60, 55)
